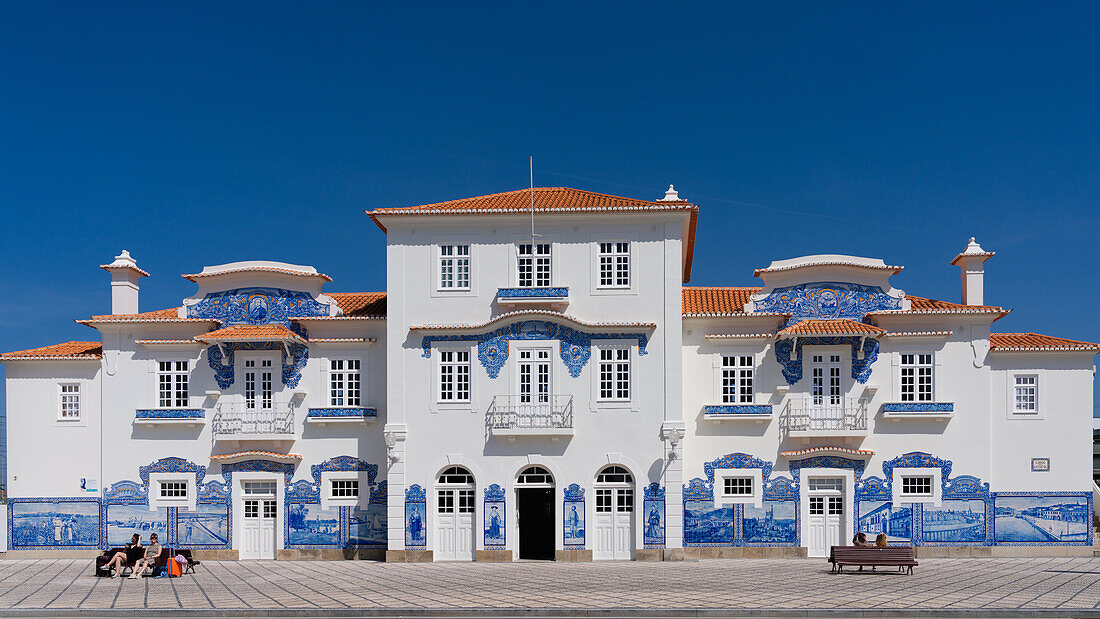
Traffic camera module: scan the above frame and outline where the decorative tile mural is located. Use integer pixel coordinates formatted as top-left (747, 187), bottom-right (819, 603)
top-left (562, 484), bottom-right (584, 548)
top-left (856, 500), bottom-right (913, 543)
top-left (683, 501), bottom-right (735, 547)
top-left (923, 499), bottom-right (985, 543)
top-left (484, 484), bottom-right (506, 548)
top-left (994, 494), bottom-right (1091, 545)
top-left (9, 499), bottom-right (101, 549)
top-left (643, 483), bottom-right (665, 548)
top-left (753, 282), bottom-right (902, 321)
top-left (187, 287), bottom-right (330, 325)
top-left (176, 504), bottom-right (230, 548)
top-left (349, 504), bottom-right (387, 547)
top-left (105, 504), bottom-right (170, 547)
top-left (420, 319), bottom-right (648, 379)
top-left (405, 485), bottom-right (427, 548)
top-left (287, 503), bottom-right (340, 547)
top-left (743, 502), bottom-right (797, 545)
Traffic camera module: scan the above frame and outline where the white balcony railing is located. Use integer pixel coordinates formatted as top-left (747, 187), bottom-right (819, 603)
top-left (212, 402), bottom-right (295, 439)
top-left (780, 396), bottom-right (868, 436)
top-left (487, 395), bottom-right (574, 438)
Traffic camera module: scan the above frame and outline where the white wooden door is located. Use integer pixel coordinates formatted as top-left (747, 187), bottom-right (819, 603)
top-left (435, 488), bottom-right (474, 561)
top-left (241, 499), bottom-right (277, 560)
top-left (805, 477), bottom-right (845, 558)
top-left (594, 488), bottom-right (635, 560)
top-left (809, 354), bottom-right (842, 430)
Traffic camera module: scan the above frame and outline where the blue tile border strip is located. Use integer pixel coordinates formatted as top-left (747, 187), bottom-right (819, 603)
top-left (497, 287), bottom-right (569, 299)
top-left (703, 404), bottom-right (774, 415)
top-left (135, 409), bottom-right (205, 419)
top-left (883, 402), bottom-right (955, 413)
top-left (306, 407), bottom-right (378, 419)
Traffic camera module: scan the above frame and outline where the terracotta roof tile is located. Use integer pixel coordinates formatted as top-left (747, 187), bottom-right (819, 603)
top-left (1, 341), bottom-right (103, 360)
top-left (682, 287), bottom-right (762, 316)
top-left (778, 319), bottom-right (886, 337)
top-left (195, 325), bottom-right (306, 344)
top-left (370, 188), bottom-right (699, 282)
top-left (990, 333), bottom-right (1100, 352)
top-left (327, 292), bottom-right (387, 317)
top-left (81, 307), bottom-right (216, 324)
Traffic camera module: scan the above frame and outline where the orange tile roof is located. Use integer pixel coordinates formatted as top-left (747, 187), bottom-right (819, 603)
top-left (990, 333), bottom-right (1100, 352)
top-left (682, 287), bottom-right (763, 316)
top-left (80, 307), bottom-right (217, 324)
top-left (195, 324), bottom-right (306, 344)
top-left (369, 187), bottom-right (700, 282)
top-left (1, 341), bottom-right (103, 360)
top-left (778, 319), bottom-right (886, 337)
top-left (326, 292), bottom-right (387, 318)
top-left (871, 295), bottom-right (1009, 317)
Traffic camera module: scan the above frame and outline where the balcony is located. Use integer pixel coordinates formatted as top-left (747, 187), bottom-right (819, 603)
top-left (702, 404), bottom-right (774, 423)
top-left (496, 287), bottom-right (569, 308)
top-left (487, 395), bottom-right (574, 440)
top-left (211, 402), bottom-right (296, 442)
top-left (780, 396), bottom-right (868, 439)
top-left (133, 408), bottom-right (206, 427)
top-left (305, 407), bottom-right (378, 425)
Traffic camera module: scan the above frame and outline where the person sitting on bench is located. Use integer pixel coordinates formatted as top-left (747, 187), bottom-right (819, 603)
top-left (104, 534), bottom-right (142, 578)
top-left (875, 532), bottom-right (888, 548)
top-left (129, 533), bottom-right (162, 579)
top-left (851, 531), bottom-right (872, 547)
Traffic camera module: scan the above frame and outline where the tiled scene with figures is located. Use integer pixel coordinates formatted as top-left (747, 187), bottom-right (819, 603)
top-left (1, 187), bottom-right (1096, 561)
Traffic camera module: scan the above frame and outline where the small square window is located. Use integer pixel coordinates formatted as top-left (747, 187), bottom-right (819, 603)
top-left (331, 479), bottom-right (359, 498)
top-left (723, 477), bottom-right (753, 496)
top-left (901, 476), bottom-right (933, 496)
top-left (158, 481), bottom-right (188, 499)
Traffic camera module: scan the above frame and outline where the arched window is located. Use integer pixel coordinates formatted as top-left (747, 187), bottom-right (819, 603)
top-left (596, 465), bottom-right (633, 484)
top-left (437, 466), bottom-right (474, 485)
top-left (516, 466), bottom-right (554, 486)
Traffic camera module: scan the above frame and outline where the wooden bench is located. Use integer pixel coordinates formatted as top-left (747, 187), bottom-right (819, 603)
top-left (829, 546), bottom-right (918, 574)
top-left (176, 549), bottom-right (201, 575)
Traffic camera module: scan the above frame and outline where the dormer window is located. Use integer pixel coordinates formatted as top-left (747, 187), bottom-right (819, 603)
top-left (518, 243), bottom-right (551, 287)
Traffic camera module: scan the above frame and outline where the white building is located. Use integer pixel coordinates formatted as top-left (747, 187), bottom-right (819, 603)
top-left (3, 187), bottom-right (1097, 560)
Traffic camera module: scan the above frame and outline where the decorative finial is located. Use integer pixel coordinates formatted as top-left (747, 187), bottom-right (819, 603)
top-left (659, 184), bottom-right (681, 201)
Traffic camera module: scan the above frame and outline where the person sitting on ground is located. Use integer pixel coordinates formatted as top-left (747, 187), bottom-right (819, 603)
top-left (129, 533), bottom-right (162, 579)
top-left (105, 534), bottom-right (142, 578)
top-left (875, 532), bottom-right (888, 548)
top-left (851, 531), bottom-right (872, 547)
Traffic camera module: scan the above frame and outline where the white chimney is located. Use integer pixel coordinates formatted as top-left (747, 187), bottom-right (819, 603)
top-left (658, 184), bottom-right (681, 201)
top-left (950, 238), bottom-right (995, 306)
top-left (100, 250), bottom-right (149, 315)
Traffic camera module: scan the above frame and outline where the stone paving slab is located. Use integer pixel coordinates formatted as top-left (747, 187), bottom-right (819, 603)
top-left (0, 558), bottom-right (1099, 616)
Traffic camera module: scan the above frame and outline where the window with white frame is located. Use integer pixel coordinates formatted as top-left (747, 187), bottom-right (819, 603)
top-left (329, 359), bottom-right (361, 406)
top-left (900, 475), bottom-right (933, 497)
top-left (59, 383), bottom-right (80, 420)
top-left (723, 477), bottom-right (754, 497)
top-left (330, 479), bottom-right (359, 498)
top-left (438, 244), bottom-right (470, 290)
top-left (721, 355), bottom-right (754, 403)
top-left (598, 241), bottom-right (630, 288)
top-left (518, 243), bottom-right (551, 287)
top-left (900, 353), bottom-right (934, 402)
top-left (438, 349), bottom-right (471, 402)
top-left (1014, 374), bottom-right (1038, 413)
top-left (158, 481), bottom-right (188, 499)
top-left (157, 361), bottom-right (189, 408)
top-left (598, 347), bottom-right (630, 401)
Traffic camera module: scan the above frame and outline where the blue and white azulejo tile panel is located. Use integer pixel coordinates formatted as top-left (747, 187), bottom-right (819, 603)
top-left (9, 498), bottom-right (101, 549)
top-left (856, 500), bottom-right (913, 544)
top-left (742, 502), bottom-right (797, 545)
top-left (176, 503), bottom-right (230, 548)
top-left (287, 503), bottom-right (341, 548)
top-left (994, 493), bottom-right (1091, 545)
top-left (105, 504), bottom-right (170, 547)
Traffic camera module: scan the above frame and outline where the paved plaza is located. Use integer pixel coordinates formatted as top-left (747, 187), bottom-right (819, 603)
top-left (1, 557), bottom-right (1100, 616)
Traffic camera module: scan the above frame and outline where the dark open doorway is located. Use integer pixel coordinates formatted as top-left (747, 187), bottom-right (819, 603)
top-left (517, 487), bottom-right (555, 560)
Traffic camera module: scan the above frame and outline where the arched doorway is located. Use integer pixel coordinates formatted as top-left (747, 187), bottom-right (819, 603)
top-left (435, 466), bottom-right (475, 561)
top-left (515, 465), bottom-right (555, 560)
top-left (594, 465), bottom-right (635, 560)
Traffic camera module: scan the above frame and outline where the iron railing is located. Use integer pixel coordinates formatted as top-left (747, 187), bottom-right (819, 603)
top-left (487, 395), bottom-right (574, 430)
top-left (212, 401), bottom-right (295, 438)
top-left (780, 396), bottom-right (868, 434)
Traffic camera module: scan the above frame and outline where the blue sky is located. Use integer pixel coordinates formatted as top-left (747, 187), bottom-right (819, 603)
top-left (1, 0), bottom-right (1098, 447)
